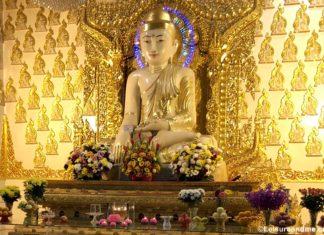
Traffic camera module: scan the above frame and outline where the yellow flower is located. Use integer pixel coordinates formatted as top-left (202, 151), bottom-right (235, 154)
top-left (138, 157), bottom-right (143, 162)
top-left (100, 158), bottom-right (108, 167)
top-left (139, 161), bottom-right (145, 167)
top-left (224, 189), bottom-right (233, 195)
top-left (191, 143), bottom-right (197, 148)
top-left (81, 168), bottom-right (88, 176)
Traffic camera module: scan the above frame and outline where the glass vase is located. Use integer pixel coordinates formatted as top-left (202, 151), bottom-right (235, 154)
top-left (309, 210), bottom-right (318, 228)
top-left (263, 209), bottom-right (271, 227)
top-left (188, 207), bottom-right (198, 219)
top-left (160, 216), bottom-right (172, 230)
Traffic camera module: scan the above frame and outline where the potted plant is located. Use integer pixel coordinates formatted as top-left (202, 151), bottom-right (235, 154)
top-left (0, 186), bottom-right (21, 210)
top-left (178, 188), bottom-right (205, 218)
top-left (24, 178), bottom-right (47, 203)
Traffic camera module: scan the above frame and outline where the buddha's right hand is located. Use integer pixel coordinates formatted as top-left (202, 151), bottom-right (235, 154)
top-left (112, 130), bottom-right (130, 164)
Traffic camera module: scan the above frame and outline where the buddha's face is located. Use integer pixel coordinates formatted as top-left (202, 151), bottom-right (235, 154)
top-left (141, 28), bottom-right (177, 66)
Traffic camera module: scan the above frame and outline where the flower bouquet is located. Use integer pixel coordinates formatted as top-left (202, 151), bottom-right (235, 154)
top-left (178, 188), bottom-right (205, 208)
top-left (121, 133), bottom-right (160, 181)
top-left (64, 142), bottom-right (114, 180)
top-left (18, 200), bottom-right (39, 225)
top-left (24, 178), bottom-right (47, 202)
top-left (245, 184), bottom-right (288, 226)
top-left (0, 186), bottom-right (21, 210)
top-left (214, 185), bottom-right (233, 208)
top-left (170, 143), bottom-right (222, 181)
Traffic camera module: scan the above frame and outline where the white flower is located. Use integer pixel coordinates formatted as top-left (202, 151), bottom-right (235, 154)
top-left (202, 145), bottom-right (207, 150)
top-left (205, 164), bottom-right (210, 169)
top-left (197, 143), bottom-right (203, 148)
top-left (190, 159), bottom-right (196, 164)
top-left (74, 163), bottom-right (81, 172)
top-left (206, 159), bottom-right (211, 164)
top-left (180, 167), bottom-right (185, 173)
top-left (184, 145), bottom-right (190, 151)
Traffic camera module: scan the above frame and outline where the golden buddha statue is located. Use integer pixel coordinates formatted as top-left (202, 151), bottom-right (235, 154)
top-left (320, 10), bottom-right (324, 32)
top-left (278, 89), bottom-right (294, 119)
top-left (75, 24), bottom-right (85, 47)
top-left (48, 10), bottom-right (60, 26)
top-left (37, 105), bottom-right (49, 131)
top-left (23, 26), bottom-right (35, 52)
top-left (293, 3), bottom-right (310, 33)
top-left (74, 65), bottom-right (85, 92)
top-left (11, 39), bottom-right (23, 65)
top-left (34, 143), bottom-right (46, 168)
top-left (83, 119), bottom-right (96, 143)
top-left (83, 94), bottom-right (96, 116)
top-left (289, 114), bottom-right (305, 143)
top-left (238, 92), bottom-right (248, 119)
top-left (314, 57), bottom-right (324, 86)
top-left (66, 43), bottom-right (79, 70)
top-left (42, 71), bottom-right (54, 97)
top-left (291, 60), bottom-right (307, 91)
top-left (15, 97), bottom-right (27, 123)
top-left (28, 84), bottom-right (40, 109)
top-left (269, 61), bottom-right (285, 91)
top-left (306, 127), bottom-right (322, 156)
top-left (256, 89), bottom-right (271, 119)
top-left (62, 73), bottom-right (74, 100)
top-left (275, 141), bottom-right (291, 170)
top-left (255, 19), bottom-right (263, 37)
top-left (46, 129), bottom-right (58, 155)
top-left (53, 50), bottom-right (65, 77)
top-left (44, 28), bottom-right (56, 54)
top-left (67, 9), bottom-right (80, 24)
top-left (264, 0), bottom-right (274, 9)
top-left (319, 106), bottom-right (324, 128)
top-left (56, 20), bottom-right (69, 47)
top-left (59, 116), bottom-right (72, 142)
top-left (304, 30), bottom-right (321, 61)
top-left (271, 4), bottom-right (287, 35)
top-left (35, 7), bottom-right (47, 32)
top-left (5, 0), bottom-right (17, 9)
top-left (281, 32), bottom-right (298, 62)
top-left (51, 95), bottom-right (64, 120)
top-left (33, 49), bottom-right (46, 75)
top-left (25, 119), bottom-right (37, 144)
top-left (5, 77), bottom-right (17, 102)
top-left (26, 0), bottom-right (38, 8)
top-left (266, 117), bottom-right (281, 145)
top-left (301, 86), bottom-right (318, 116)
top-left (4, 15), bottom-right (15, 41)
top-left (71, 96), bottom-right (83, 123)
top-left (258, 33), bottom-right (274, 63)
top-left (15, 4), bottom-right (27, 30)
top-left (19, 62), bottom-right (31, 88)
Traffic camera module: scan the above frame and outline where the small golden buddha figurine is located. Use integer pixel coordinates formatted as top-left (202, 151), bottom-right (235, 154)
top-left (256, 89), bottom-right (271, 119)
top-left (293, 3), bottom-right (310, 33)
top-left (67, 9), bottom-right (80, 24)
top-left (75, 24), bottom-right (85, 47)
top-left (28, 84), bottom-right (40, 110)
top-left (33, 49), bottom-right (46, 75)
top-left (25, 119), bottom-right (37, 144)
top-left (74, 65), bottom-right (85, 93)
top-left (238, 92), bottom-right (248, 119)
top-left (56, 20), bottom-right (69, 47)
top-left (281, 32), bottom-right (298, 62)
top-left (44, 28), bottom-right (56, 54)
top-left (11, 39), bottom-right (23, 65)
top-left (46, 129), bottom-right (58, 155)
top-left (269, 61), bottom-right (285, 91)
top-left (5, 77), bottom-right (17, 102)
top-left (264, 0), bottom-right (274, 9)
top-left (65, 43), bottom-right (79, 70)
top-left (15, 4), bottom-right (27, 30)
top-left (4, 15), bottom-right (15, 41)
top-left (291, 60), bottom-right (307, 91)
top-left (301, 86), bottom-right (318, 116)
top-left (314, 57), bottom-right (324, 87)
top-left (275, 141), bottom-right (292, 170)
top-left (19, 62), bottom-right (31, 88)
top-left (306, 127), bottom-right (322, 156)
top-left (26, 0), bottom-right (38, 8)
top-left (62, 73), bottom-right (74, 100)
top-left (255, 19), bottom-right (263, 37)
top-left (266, 116), bottom-right (281, 145)
top-left (48, 10), bottom-right (60, 26)
top-left (83, 119), bottom-right (96, 143)
top-left (5, 0), bottom-right (17, 9)
top-left (271, 4), bottom-right (287, 35)
top-left (15, 97), bottom-right (27, 123)
top-left (319, 106), bottom-right (324, 128)
top-left (59, 116), bottom-right (72, 142)
top-left (51, 95), bottom-right (63, 120)
top-left (53, 50), bottom-right (65, 77)
top-left (258, 33), bottom-right (274, 63)
top-left (320, 10), bottom-right (324, 32)
top-left (83, 94), bottom-right (96, 116)
top-left (34, 143), bottom-right (46, 168)
top-left (71, 96), bottom-right (83, 123)
top-left (37, 105), bottom-right (49, 131)
top-left (304, 30), bottom-right (321, 61)
top-left (42, 71), bottom-right (54, 97)
top-left (23, 26), bottom-right (35, 52)
top-left (35, 7), bottom-right (47, 32)
top-left (279, 89), bottom-right (295, 119)
top-left (289, 114), bottom-right (305, 143)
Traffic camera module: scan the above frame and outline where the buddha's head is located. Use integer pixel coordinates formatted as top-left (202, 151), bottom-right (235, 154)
top-left (140, 8), bottom-right (178, 66)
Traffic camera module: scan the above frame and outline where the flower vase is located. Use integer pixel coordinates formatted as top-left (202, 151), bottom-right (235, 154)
top-left (160, 216), bottom-right (172, 230)
top-left (23, 209), bottom-right (38, 225)
top-left (263, 209), bottom-right (271, 227)
top-left (188, 207), bottom-right (199, 231)
top-left (0, 215), bottom-right (10, 224)
top-left (309, 210), bottom-right (318, 228)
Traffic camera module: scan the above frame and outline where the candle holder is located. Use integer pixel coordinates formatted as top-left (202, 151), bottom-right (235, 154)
top-left (86, 204), bottom-right (103, 226)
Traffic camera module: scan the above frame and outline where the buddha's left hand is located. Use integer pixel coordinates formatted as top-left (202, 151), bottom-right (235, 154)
top-left (136, 119), bottom-right (169, 131)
